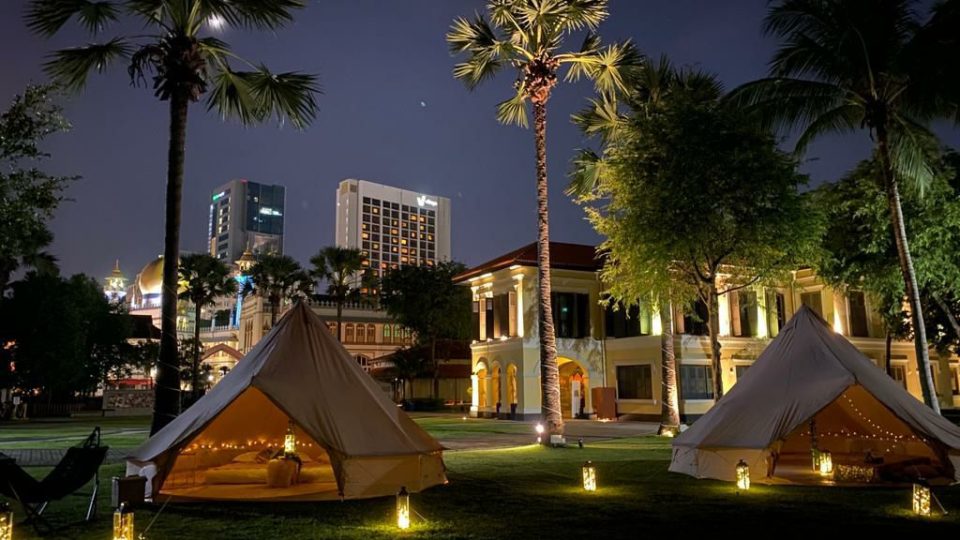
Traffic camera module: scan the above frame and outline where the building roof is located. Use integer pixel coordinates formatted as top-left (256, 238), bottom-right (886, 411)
top-left (454, 241), bottom-right (600, 282)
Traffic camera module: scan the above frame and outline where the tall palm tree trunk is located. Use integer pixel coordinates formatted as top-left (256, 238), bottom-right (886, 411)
top-left (533, 100), bottom-right (563, 437)
top-left (152, 93), bottom-right (188, 435)
top-left (336, 302), bottom-right (343, 342)
top-left (707, 285), bottom-right (724, 400)
top-left (876, 127), bottom-right (939, 413)
top-left (658, 302), bottom-right (680, 435)
top-left (192, 302), bottom-right (201, 400)
top-left (270, 297), bottom-right (278, 327)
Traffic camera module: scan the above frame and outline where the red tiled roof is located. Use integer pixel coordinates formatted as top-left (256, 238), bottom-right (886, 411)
top-left (453, 241), bottom-right (600, 282)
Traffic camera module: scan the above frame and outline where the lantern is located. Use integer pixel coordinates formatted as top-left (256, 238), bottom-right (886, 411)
top-left (582, 461), bottom-right (597, 491)
top-left (113, 503), bottom-right (134, 540)
top-left (736, 460), bottom-right (750, 491)
top-left (818, 450), bottom-right (833, 477)
top-left (396, 486), bottom-right (410, 530)
top-left (535, 423), bottom-right (544, 445)
top-left (0, 502), bottom-right (12, 540)
top-left (284, 420), bottom-right (296, 457)
top-left (811, 448), bottom-right (820, 472)
top-left (912, 483), bottom-right (931, 516)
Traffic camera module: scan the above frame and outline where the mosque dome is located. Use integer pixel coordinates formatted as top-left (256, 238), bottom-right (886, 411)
top-left (137, 256), bottom-right (165, 297)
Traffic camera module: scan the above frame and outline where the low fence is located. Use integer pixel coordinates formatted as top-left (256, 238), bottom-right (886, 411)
top-left (102, 389), bottom-right (155, 416)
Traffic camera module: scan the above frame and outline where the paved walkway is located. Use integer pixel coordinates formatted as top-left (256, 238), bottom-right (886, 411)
top-left (3, 418), bottom-right (659, 466)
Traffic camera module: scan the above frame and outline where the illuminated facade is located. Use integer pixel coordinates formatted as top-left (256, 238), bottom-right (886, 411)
top-left (103, 260), bottom-right (127, 303)
top-left (209, 179), bottom-right (285, 263)
top-left (455, 242), bottom-right (960, 421)
top-left (335, 179), bottom-right (451, 280)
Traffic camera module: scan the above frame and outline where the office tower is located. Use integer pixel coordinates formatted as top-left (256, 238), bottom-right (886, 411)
top-left (209, 179), bottom-right (285, 263)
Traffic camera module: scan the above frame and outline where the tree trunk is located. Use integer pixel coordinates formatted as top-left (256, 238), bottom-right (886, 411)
top-left (192, 301), bottom-right (201, 400)
top-left (270, 296), bottom-right (278, 327)
top-left (876, 126), bottom-right (939, 413)
top-left (707, 284), bottom-right (724, 400)
top-left (533, 99), bottom-right (563, 437)
top-left (884, 331), bottom-right (893, 376)
top-left (151, 93), bottom-right (189, 435)
top-left (658, 302), bottom-right (681, 435)
top-left (432, 337), bottom-right (440, 400)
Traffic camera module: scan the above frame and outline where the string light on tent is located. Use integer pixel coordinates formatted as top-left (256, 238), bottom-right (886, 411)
top-left (582, 461), bottom-right (597, 492)
top-left (1, 502), bottom-right (12, 540)
top-left (736, 460), bottom-right (750, 491)
top-left (396, 486), bottom-right (410, 530)
top-left (113, 503), bottom-right (134, 540)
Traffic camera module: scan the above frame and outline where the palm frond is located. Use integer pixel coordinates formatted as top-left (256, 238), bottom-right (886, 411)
top-left (198, 0), bottom-right (305, 31)
top-left (726, 77), bottom-right (852, 136)
top-left (211, 65), bottom-right (320, 129)
top-left (44, 38), bottom-right (131, 90)
top-left (794, 103), bottom-right (861, 155)
top-left (495, 87), bottom-right (529, 128)
top-left (447, 14), bottom-right (500, 54)
top-left (125, 0), bottom-right (166, 23)
top-left (453, 55), bottom-right (505, 90)
top-left (567, 148), bottom-right (605, 198)
top-left (561, 40), bottom-right (641, 96)
top-left (26, 0), bottom-right (120, 36)
top-left (571, 94), bottom-right (625, 143)
top-left (558, 0), bottom-right (610, 32)
top-left (887, 117), bottom-right (939, 192)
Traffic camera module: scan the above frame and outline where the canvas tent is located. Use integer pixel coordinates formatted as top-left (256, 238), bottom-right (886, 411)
top-left (670, 306), bottom-right (960, 485)
top-left (126, 302), bottom-right (446, 501)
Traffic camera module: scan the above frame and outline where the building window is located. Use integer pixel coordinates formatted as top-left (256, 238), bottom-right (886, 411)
top-left (508, 291), bottom-right (518, 337)
top-left (951, 365), bottom-right (960, 396)
top-left (800, 291), bottom-right (823, 319)
top-left (552, 292), bottom-right (590, 339)
top-left (735, 364), bottom-right (750, 381)
top-left (890, 364), bottom-right (907, 389)
top-left (766, 290), bottom-right (786, 337)
top-left (683, 300), bottom-right (709, 336)
top-left (736, 291), bottom-right (758, 337)
top-left (471, 301), bottom-right (481, 341)
top-left (616, 364), bottom-right (653, 400)
top-left (356, 355), bottom-right (369, 372)
top-left (680, 365), bottom-right (714, 400)
top-left (367, 324), bottom-right (376, 344)
top-left (345, 323), bottom-right (354, 343)
top-left (604, 302), bottom-right (643, 339)
top-left (848, 291), bottom-right (870, 337)
top-left (485, 298), bottom-right (495, 339)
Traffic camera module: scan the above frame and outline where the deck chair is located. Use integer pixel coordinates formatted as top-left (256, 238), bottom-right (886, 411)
top-left (0, 427), bottom-right (109, 534)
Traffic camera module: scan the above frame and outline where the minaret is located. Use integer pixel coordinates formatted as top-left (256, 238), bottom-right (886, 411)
top-left (104, 260), bottom-right (128, 303)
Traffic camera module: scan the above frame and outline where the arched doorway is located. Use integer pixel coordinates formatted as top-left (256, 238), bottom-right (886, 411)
top-left (476, 366), bottom-right (488, 411)
top-left (492, 364), bottom-right (502, 415)
top-left (558, 358), bottom-right (589, 419)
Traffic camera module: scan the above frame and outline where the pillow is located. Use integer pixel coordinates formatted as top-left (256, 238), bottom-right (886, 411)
top-left (233, 451), bottom-right (261, 463)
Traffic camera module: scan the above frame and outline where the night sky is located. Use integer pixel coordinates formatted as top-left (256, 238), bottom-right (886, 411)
top-left (2, 0), bottom-right (957, 281)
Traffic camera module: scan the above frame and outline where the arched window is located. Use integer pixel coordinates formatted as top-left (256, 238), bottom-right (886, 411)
top-left (345, 323), bottom-right (355, 343)
top-left (367, 324), bottom-right (376, 344)
top-left (356, 323), bottom-right (365, 343)
top-left (383, 324), bottom-right (392, 343)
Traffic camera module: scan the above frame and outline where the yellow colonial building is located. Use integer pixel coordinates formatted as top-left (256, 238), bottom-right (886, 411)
top-left (455, 242), bottom-right (960, 421)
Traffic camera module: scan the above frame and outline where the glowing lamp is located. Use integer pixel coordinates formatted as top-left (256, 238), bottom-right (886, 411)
top-left (818, 451), bottom-right (833, 477)
top-left (582, 461), bottom-right (597, 491)
top-left (912, 483), bottom-right (931, 516)
top-left (113, 503), bottom-right (134, 540)
top-left (735, 460), bottom-right (750, 491)
top-left (1, 502), bottom-right (12, 540)
top-left (396, 486), bottom-right (410, 530)
top-left (535, 423), bottom-right (545, 435)
top-left (284, 421), bottom-right (296, 457)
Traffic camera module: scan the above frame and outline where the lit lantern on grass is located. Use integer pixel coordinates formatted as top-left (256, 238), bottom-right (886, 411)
top-left (1, 502), bottom-right (12, 540)
top-left (535, 423), bottom-right (544, 444)
top-left (113, 503), bottom-right (134, 540)
top-left (397, 486), bottom-right (410, 530)
top-left (818, 451), bottom-right (833, 477)
top-left (912, 483), bottom-right (931, 516)
top-left (736, 460), bottom-right (750, 491)
top-left (284, 420), bottom-right (296, 457)
top-left (582, 461), bottom-right (597, 491)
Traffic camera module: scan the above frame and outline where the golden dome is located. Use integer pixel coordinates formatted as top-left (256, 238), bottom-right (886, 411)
top-left (137, 256), bottom-right (165, 297)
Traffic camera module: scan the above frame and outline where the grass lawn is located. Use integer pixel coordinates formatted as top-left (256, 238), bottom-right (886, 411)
top-left (3, 418), bottom-right (959, 538)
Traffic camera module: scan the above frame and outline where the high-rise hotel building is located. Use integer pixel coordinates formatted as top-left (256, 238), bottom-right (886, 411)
top-left (209, 179), bottom-right (286, 263)
top-left (335, 179), bottom-right (451, 278)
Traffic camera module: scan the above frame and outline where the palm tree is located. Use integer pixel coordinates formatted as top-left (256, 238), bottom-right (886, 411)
top-left (246, 254), bottom-right (311, 327)
top-left (178, 253), bottom-right (237, 400)
top-left (27, 0), bottom-right (320, 433)
top-left (310, 246), bottom-right (364, 342)
top-left (727, 0), bottom-right (960, 413)
top-left (447, 0), bottom-right (638, 437)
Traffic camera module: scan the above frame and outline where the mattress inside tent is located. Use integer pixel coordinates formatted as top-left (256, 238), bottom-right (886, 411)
top-left (159, 387), bottom-right (341, 501)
